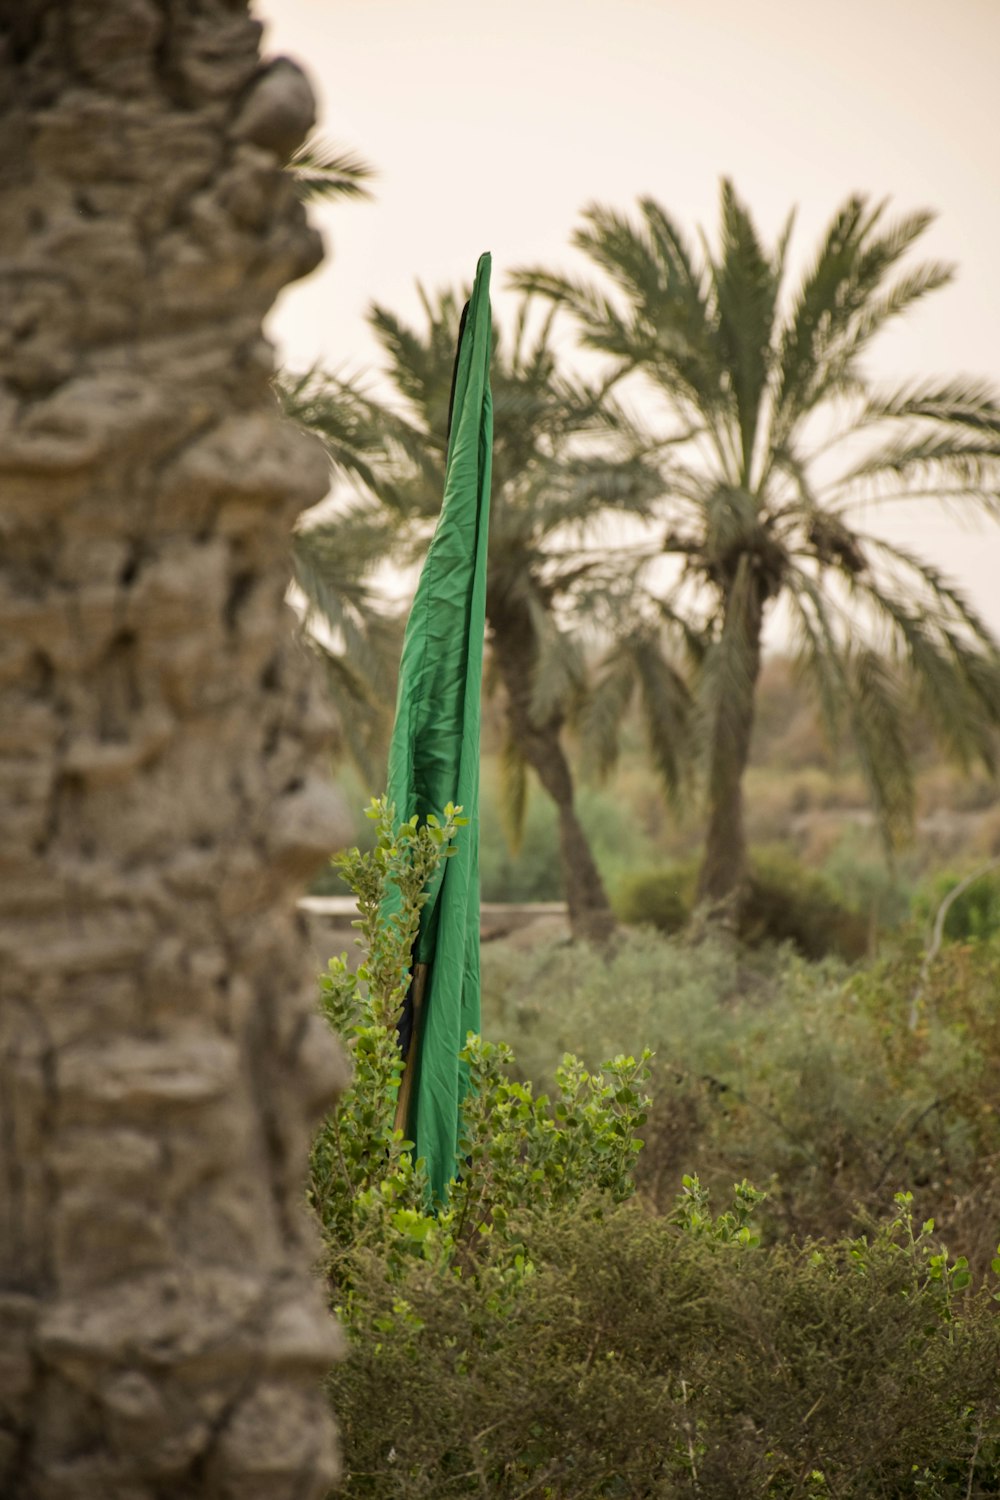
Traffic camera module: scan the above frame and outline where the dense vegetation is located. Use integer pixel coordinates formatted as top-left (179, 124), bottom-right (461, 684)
top-left (311, 811), bottom-right (1000, 1499)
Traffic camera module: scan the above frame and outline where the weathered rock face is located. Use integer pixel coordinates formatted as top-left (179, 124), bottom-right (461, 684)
top-left (0, 4), bottom-right (350, 1495)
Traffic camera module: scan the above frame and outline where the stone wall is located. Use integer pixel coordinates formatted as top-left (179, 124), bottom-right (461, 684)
top-left (0, 4), bottom-right (350, 1495)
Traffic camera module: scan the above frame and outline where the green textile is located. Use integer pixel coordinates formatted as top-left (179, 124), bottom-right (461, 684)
top-left (386, 252), bottom-right (493, 1203)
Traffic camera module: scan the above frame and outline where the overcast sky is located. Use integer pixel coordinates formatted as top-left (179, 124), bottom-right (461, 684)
top-left (255, 0), bottom-right (1000, 637)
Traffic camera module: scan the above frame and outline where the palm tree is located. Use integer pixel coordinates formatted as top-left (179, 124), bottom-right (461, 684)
top-left (515, 184), bottom-right (1000, 919)
top-left (277, 368), bottom-right (403, 778)
top-left (299, 288), bottom-right (661, 941)
top-left (280, 141), bottom-right (403, 777)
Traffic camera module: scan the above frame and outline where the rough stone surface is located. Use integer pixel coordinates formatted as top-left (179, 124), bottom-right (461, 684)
top-left (0, 4), bottom-right (350, 1496)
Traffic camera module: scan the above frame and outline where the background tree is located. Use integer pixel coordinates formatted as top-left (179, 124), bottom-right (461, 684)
top-left (296, 289), bottom-right (662, 941)
top-left (279, 144), bottom-right (401, 777)
top-left (278, 368), bottom-right (403, 778)
top-left (517, 185), bottom-right (1000, 918)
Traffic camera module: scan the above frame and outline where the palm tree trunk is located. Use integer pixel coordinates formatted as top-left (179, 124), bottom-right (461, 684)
top-left (490, 604), bottom-right (615, 944)
top-left (521, 713), bottom-right (617, 945)
top-left (0, 8), bottom-right (348, 1496)
top-left (695, 584), bottom-right (767, 923)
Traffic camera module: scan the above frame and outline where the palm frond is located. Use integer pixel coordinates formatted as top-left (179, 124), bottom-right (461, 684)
top-left (286, 138), bottom-right (376, 204)
top-left (631, 633), bottom-right (695, 804)
top-left (526, 595), bottom-right (586, 724)
top-left (635, 197), bottom-right (729, 410)
top-left (276, 367), bottom-right (387, 494)
top-left (292, 520), bottom-right (401, 698)
top-left (772, 199), bottom-right (941, 439)
top-left (845, 646), bottom-right (915, 852)
top-left (861, 377), bottom-right (1000, 431)
top-left (786, 565), bottom-right (924, 850)
top-left (783, 564), bottom-right (853, 747)
top-left (309, 638), bottom-right (391, 784)
top-left (843, 261), bottom-right (953, 353)
top-left (709, 179), bottom-right (782, 484)
top-left (830, 431), bottom-right (1000, 513)
top-left (507, 264), bottom-right (637, 373)
top-left (844, 564), bottom-right (1000, 774)
top-left (579, 645), bottom-right (637, 780)
top-left (772, 196), bottom-right (874, 432)
top-left (369, 297), bottom-right (459, 440)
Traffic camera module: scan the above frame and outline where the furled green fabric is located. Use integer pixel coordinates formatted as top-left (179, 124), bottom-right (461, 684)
top-left (386, 252), bottom-right (493, 1203)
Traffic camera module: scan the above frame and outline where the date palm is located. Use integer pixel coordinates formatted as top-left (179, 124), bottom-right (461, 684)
top-left (278, 368), bottom-right (403, 777)
top-left (516, 184), bottom-right (1000, 918)
top-left (278, 143), bottom-right (401, 777)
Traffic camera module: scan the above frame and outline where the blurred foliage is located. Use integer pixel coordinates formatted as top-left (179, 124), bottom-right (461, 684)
top-left (479, 772), bottom-right (659, 904)
top-left (612, 848), bottom-right (870, 960)
top-left (915, 868), bottom-right (1000, 944)
top-left (481, 929), bottom-right (1000, 1280)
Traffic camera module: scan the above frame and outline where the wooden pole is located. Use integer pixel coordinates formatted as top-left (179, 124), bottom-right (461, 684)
top-left (394, 961), bottom-right (430, 1135)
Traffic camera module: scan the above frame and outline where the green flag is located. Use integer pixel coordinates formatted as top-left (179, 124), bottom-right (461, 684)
top-left (386, 252), bottom-right (493, 1203)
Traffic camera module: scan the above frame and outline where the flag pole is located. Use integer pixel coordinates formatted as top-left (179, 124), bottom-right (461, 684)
top-left (393, 962), bottom-right (429, 1135)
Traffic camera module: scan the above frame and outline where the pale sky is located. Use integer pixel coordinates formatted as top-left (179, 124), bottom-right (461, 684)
top-left (255, 0), bottom-right (1000, 636)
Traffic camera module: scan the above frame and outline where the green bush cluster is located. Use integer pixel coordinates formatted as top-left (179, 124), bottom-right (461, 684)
top-left (313, 814), bottom-right (1000, 1498)
top-left (612, 849), bottom-right (869, 960)
top-left (915, 868), bottom-right (1000, 944)
top-left (334, 1192), bottom-right (1000, 1499)
top-left (481, 929), bottom-right (1000, 1277)
top-left (311, 798), bottom-right (650, 1298)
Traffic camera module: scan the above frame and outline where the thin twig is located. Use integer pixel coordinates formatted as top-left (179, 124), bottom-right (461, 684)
top-left (966, 1424), bottom-right (983, 1500)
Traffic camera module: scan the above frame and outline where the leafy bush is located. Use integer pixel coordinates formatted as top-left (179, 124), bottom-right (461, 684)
top-left (612, 849), bottom-right (869, 959)
top-left (613, 864), bottom-right (691, 933)
top-left (481, 928), bottom-right (1000, 1276)
top-left (331, 1186), bottom-right (1000, 1498)
top-left (744, 847), bottom-right (869, 960)
top-left (915, 868), bottom-right (1000, 944)
top-left (312, 810), bottom-right (1000, 1498)
top-left (311, 797), bottom-right (650, 1298)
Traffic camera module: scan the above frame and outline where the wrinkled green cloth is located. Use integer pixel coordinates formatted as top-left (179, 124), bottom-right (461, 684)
top-left (385, 252), bottom-right (493, 1203)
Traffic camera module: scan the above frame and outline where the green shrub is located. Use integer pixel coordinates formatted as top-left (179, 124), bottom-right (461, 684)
top-left (481, 928), bottom-right (1000, 1274)
top-left (915, 869), bottom-right (1000, 944)
top-left (612, 863), bottom-right (692, 932)
top-left (744, 847), bottom-right (870, 960)
top-left (612, 850), bottom-right (869, 960)
top-left (332, 1187), bottom-right (1000, 1498)
top-left (313, 812), bottom-right (1000, 1499)
top-left (311, 796), bottom-right (651, 1298)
